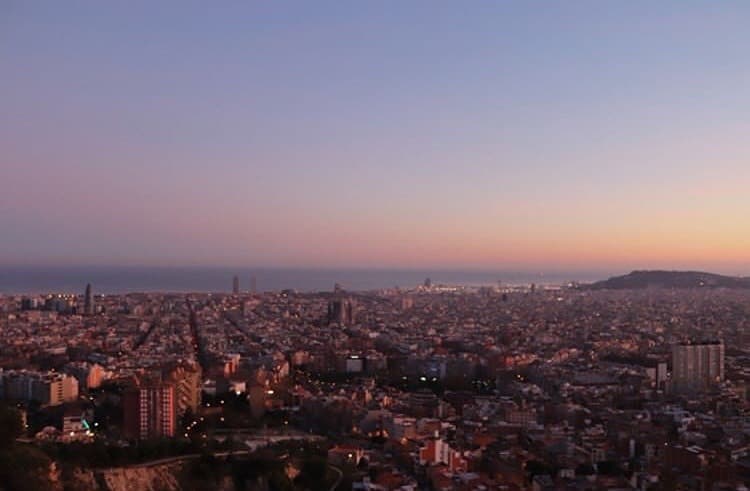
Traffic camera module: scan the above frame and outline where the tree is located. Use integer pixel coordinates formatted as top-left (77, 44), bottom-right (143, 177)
top-left (0, 446), bottom-right (54, 491)
top-left (0, 404), bottom-right (23, 447)
top-left (0, 406), bottom-right (51, 491)
top-left (296, 456), bottom-right (328, 489)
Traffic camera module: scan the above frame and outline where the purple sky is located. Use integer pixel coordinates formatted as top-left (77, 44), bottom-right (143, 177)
top-left (2, 1), bottom-right (749, 273)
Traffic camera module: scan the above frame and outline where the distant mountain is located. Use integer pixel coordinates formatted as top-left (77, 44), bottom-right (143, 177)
top-left (585, 270), bottom-right (750, 290)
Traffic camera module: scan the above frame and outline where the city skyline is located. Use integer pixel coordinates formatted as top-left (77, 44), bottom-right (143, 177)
top-left (3, 2), bottom-right (750, 272)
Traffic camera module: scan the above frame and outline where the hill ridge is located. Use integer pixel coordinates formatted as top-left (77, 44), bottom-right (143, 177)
top-left (585, 270), bottom-right (750, 290)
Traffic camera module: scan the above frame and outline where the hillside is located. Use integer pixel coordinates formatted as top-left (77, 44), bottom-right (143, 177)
top-left (585, 270), bottom-right (750, 290)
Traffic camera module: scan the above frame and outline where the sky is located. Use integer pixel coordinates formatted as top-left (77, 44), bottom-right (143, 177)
top-left (1, 1), bottom-right (749, 274)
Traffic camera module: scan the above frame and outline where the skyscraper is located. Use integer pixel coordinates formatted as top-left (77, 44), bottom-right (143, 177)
top-left (671, 340), bottom-right (724, 393)
top-left (232, 275), bottom-right (239, 295)
top-left (84, 283), bottom-right (94, 316)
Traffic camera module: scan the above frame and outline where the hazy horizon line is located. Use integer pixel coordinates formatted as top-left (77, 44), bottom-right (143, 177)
top-left (1, 264), bottom-right (748, 275)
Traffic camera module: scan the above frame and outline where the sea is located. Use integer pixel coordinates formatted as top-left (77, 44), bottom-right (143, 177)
top-left (0, 267), bottom-right (610, 295)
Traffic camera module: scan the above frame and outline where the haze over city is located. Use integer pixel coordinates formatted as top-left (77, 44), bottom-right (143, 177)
top-left (2, 1), bottom-right (749, 273)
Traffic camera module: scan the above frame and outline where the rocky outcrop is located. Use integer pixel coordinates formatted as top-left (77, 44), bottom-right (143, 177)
top-left (64, 463), bottom-right (184, 491)
top-left (101, 464), bottom-right (183, 491)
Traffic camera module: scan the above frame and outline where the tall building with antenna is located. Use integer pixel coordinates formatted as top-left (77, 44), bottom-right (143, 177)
top-left (232, 275), bottom-right (239, 295)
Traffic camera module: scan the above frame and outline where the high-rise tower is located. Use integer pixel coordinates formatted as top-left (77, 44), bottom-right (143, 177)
top-left (232, 275), bottom-right (240, 295)
top-left (84, 283), bottom-right (94, 316)
top-left (123, 379), bottom-right (176, 440)
top-left (671, 340), bottom-right (724, 393)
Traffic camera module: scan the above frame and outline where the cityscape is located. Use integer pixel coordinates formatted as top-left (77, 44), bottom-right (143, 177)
top-left (3, 1), bottom-right (750, 490)
top-left (2, 274), bottom-right (750, 490)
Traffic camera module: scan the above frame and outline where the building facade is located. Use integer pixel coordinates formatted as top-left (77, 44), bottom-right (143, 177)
top-left (123, 381), bottom-right (176, 440)
top-left (672, 340), bottom-right (724, 393)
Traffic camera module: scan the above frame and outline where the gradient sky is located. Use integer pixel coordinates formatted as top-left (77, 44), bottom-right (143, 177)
top-left (2, 1), bottom-right (749, 273)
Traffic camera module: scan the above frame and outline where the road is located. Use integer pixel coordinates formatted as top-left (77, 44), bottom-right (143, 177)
top-left (129, 433), bottom-right (323, 467)
top-left (242, 433), bottom-right (324, 451)
top-left (328, 464), bottom-right (343, 491)
top-left (129, 449), bottom-right (250, 468)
